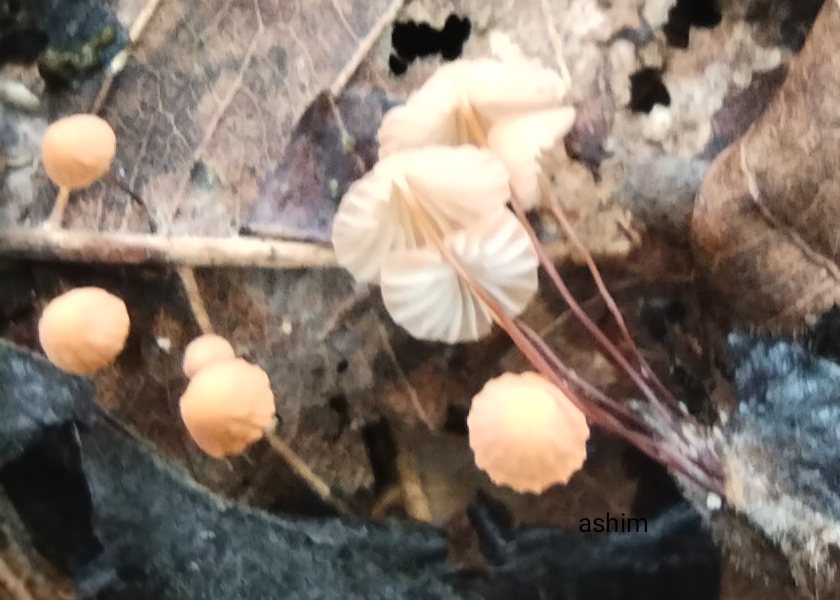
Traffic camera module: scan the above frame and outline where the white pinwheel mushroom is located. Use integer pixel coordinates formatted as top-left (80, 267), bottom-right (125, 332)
top-left (378, 58), bottom-right (569, 158)
top-left (330, 146), bottom-right (510, 283)
top-left (486, 107), bottom-right (577, 209)
top-left (379, 208), bottom-right (538, 343)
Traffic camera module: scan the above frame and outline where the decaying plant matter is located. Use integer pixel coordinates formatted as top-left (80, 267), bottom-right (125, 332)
top-left (693, 0), bottom-right (840, 330)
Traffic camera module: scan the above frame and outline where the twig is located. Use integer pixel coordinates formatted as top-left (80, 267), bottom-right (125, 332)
top-left (0, 227), bottom-right (337, 268)
top-left (329, 0), bottom-right (405, 96)
top-left (0, 556), bottom-right (36, 600)
top-left (91, 0), bottom-right (165, 113)
top-left (264, 428), bottom-right (356, 517)
top-left (394, 443), bottom-right (433, 522)
top-left (375, 322), bottom-right (433, 429)
top-left (370, 485), bottom-right (403, 519)
top-left (176, 267), bottom-right (214, 334)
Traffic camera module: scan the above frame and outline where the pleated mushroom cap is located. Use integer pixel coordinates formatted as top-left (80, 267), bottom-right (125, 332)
top-left (179, 359), bottom-right (276, 459)
top-left (467, 371), bottom-right (590, 493)
top-left (487, 108), bottom-right (577, 209)
top-left (38, 286), bottom-right (130, 375)
top-left (379, 208), bottom-right (538, 343)
top-left (331, 146), bottom-right (510, 283)
top-left (378, 58), bottom-right (569, 158)
top-left (182, 334), bottom-right (236, 379)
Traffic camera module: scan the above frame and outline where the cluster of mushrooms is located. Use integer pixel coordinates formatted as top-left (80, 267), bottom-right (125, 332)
top-left (34, 55), bottom-right (596, 498)
top-left (37, 287), bottom-right (276, 459)
top-left (36, 113), bottom-right (278, 459)
top-left (332, 56), bottom-right (593, 493)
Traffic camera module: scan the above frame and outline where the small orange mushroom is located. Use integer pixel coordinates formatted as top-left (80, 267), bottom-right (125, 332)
top-left (41, 113), bottom-right (117, 228)
top-left (467, 371), bottom-right (589, 493)
top-left (182, 334), bottom-right (236, 379)
top-left (38, 286), bottom-right (130, 375)
top-left (179, 358), bottom-right (276, 459)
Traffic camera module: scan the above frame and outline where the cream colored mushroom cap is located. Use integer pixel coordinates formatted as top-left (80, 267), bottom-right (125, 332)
top-left (179, 358), bottom-right (276, 459)
top-left (38, 286), bottom-right (130, 375)
top-left (487, 107), bottom-right (577, 209)
top-left (42, 114), bottom-right (117, 190)
top-left (378, 58), bottom-right (569, 157)
top-left (331, 146), bottom-right (510, 283)
top-left (467, 371), bottom-right (590, 493)
top-left (380, 208), bottom-right (538, 343)
top-left (182, 334), bottom-right (236, 379)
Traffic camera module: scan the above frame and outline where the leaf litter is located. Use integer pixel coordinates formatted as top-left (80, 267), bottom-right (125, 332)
top-left (0, 0), bottom-right (833, 599)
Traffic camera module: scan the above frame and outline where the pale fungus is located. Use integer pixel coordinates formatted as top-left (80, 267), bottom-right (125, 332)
top-left (486, 107), bottom-right (578, 209)
top-left (179, 358), bottom-right (276, 459)
top-left (377, 58), bottom-right (569, 157)
top-left (330, 145), bottom-right (510, 283)
top-left (38, 286), bottom-right (130, 375)
top-left (467, 371), bottom-right (589, 493)
top-left (182, 334), bottom-right (236, 379)
top-left (41, 113), bottom-right (117, 228)
top-left (379, 208), bottom-right (538, 343)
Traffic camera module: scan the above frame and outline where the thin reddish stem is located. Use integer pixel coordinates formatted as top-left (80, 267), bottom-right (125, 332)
top-left (538, 174), bottom-right (680, 409)
top-left (508, 194), bottom-right (678, 430)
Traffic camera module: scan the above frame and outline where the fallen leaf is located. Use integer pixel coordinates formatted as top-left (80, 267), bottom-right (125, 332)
top-left (692, 0), bottom-right (840, 330)
top-left (242, 81), bottom-right (398, 242)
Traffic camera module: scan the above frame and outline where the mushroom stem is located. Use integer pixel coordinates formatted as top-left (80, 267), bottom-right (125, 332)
top-left (263, 426), bottom-right (356, 517)
top-left (177, 267), bottom-right (215, 335)
top-left (508, 186), bottom-right (679, 430)
top-left (45, 186), bottom-right (70, 229)
top-left (536, 173), bottom-right (681, 410)
top-left (399, 188), bottom-right (448, 250)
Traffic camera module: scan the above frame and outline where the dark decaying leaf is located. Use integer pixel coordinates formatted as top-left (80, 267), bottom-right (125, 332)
top-left (0, 341), bottom-right (467, 600)
top-left (692, 0), bottom-right (840, 330)
top-left (242, 83), bottom-right (398, 242)
top-left (466, 491), bottom-right (721, 600)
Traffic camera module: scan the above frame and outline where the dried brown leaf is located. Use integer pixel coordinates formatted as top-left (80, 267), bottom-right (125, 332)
top-left (693, 0), bottom-right (840, 330)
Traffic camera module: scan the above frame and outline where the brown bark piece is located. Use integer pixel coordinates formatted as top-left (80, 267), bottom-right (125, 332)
top-left (692, 0), bottom-right (840, 329)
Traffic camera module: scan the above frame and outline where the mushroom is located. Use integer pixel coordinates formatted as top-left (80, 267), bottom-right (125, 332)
top-left (486, 108), bottom-right (577, 209)
top-left (178, 357), bottom-right (354, 515)
top-left (41, 113), bottom-right (117, 228)
top-left (467, 371), bottom-right (590, 493)
top-left (182, 333), bottom-right (236, 379)
top-left (377, 58), bottom-right (569, 158)
top-left (379, 208), bottom-right (538, 343)
top-left (38, 286), bottom-right (130, 375)
top-left (179, 358), bottom-right (276, 459)
top-left (331, 145), bottom-right (510, 283)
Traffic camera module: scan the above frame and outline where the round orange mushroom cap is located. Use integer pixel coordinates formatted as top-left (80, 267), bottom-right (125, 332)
top-left (467, 371), bottom-right (589, 494)
top-left (182, 334), bottom-right (236, 379)
top-left (179, 359), bottom-right (276, 459)
top-left (38, 286), bottom-right (130, 375)
top-left (41, 114), bottom-right (117, 190)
